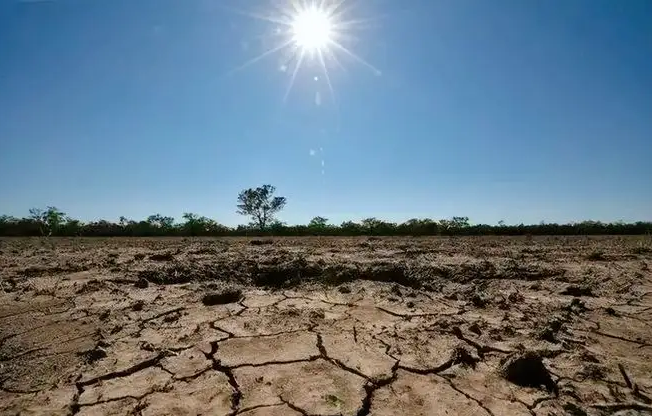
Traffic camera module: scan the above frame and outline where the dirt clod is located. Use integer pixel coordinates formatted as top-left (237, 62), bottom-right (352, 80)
top-left (249, 239), bottom-right (274, 246)
top-left (149, 252), bottom-right (175, 261)
top-left (134, 277), bottom-right (149, 288)
top-left (78, 346), bottom-right (107, 364)
top-left (468, 322), bottom-right (482, 335)
top-left (337, 285), bottom-right (352, 294)
top-left (452, 346), bottom-right (479, 368)
top-left (201, 288), bottom-right (243, 305)
top-left (561, 285), bottom-right (594, 297)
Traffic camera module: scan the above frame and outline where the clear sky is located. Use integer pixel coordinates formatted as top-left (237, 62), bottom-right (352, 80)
top-left (1, 0), bottom-right (651, 226)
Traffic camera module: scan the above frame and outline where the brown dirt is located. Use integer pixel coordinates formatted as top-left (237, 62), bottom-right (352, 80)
top-left (1, 236), bottom-right (651, 415)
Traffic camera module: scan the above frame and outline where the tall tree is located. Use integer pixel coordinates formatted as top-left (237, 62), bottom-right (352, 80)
top-left (236, 185), bottom-right (286, 230)
top-left (28, 206), bottom-right (66, 236)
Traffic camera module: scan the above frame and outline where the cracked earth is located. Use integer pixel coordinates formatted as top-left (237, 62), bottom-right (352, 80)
top-left (1, 236), bottom-right (651, 415)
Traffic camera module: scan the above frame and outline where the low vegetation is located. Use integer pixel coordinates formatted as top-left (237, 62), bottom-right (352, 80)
top-left (1, 184), bottom-right (650, 237)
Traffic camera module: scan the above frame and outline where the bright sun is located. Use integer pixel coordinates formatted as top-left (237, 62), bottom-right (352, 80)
top-left (291, 6), bottom-right (333, 52)
top-left (226, 0), bottom-right (382, 102)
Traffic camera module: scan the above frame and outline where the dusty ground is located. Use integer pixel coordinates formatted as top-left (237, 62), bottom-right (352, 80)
top-left (1, 236), bottom-right (651, 416)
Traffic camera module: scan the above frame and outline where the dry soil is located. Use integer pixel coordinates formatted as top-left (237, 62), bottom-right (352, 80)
top-left (1, 236), bottom-right (651, 416)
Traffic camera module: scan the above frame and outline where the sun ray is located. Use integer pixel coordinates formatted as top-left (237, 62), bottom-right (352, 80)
top-left (284, 48), bottom-right (306, 102)
top-left (222, 0), bottom-right (383, 101)
top-left (322, 46), bottom-right (346, 73)
top-left (224, 40), bottom-right (293, 77)
top-left (337, 13), bottom-right (394, 30)
top-left (317, 48), bottom-right (336, 104)
top-left (217, 3), bottom-right (291, 27)
top-left (330, 41), bottom-right (382, 76)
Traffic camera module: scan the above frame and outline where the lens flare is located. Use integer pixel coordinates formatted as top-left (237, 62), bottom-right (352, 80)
top-left (224, 0), bottom-right (383, 102)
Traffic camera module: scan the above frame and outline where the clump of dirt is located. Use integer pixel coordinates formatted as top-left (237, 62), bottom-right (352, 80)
top-left (470, 292), bottom-right (489, 308)
top-left (360, 263), bottom-right (420, 288)
top-left (76, 279), bottom-right (105, 294)
top-left (536, 317), bottom-right (565, 343)
top-left (500, 351), bottom-right (557, 393)
top-left (451, 346), bottom-right (479, 368)
top-left (134, 277), bottom-right (149, 288)
top-left (78, 345), bottom-right (107, 364)
top-left (561, 285), bottom-right (594, 297)
top-left (320, 263), bottom-right (362, 285)
top-left (202, 288), bottom-right (243, 305)
top-left (500, 261), bottom-right (566, 281)
top-left (1, 277), bottom-right (18, 293)
top-left (576, 363), bottom-right (607, 381)
top-left (250, 239), bottom-right (274, 246)
top-left (189, 247), bottom-right (221, 255)
top-left (137, 262), bottom-right (233, 285)
top-left (565, 298), bottom-right (588, 314)
top-left (451, 261), bottom-right (497, 283)
top-left (149, 252), bottom-right (175, 261)
top-left (19, 263), bottom-right (88, 278)
top-left (251, 257), bottom-right (322, 287)
top-left (337, 285), bottom-right (352, 294)
top-left (563, 402), bottom-right (588, 416)
top-left (586, 251), bottom-right (607, 261)
top-left (604, 306), bottom-right (618, 316)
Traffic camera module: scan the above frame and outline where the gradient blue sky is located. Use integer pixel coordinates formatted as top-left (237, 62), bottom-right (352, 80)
top-left (1, 0), bottom-right (651, 226)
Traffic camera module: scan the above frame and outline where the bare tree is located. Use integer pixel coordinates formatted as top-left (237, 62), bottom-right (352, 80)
top-left (236, 185), bottom-right (286, 230)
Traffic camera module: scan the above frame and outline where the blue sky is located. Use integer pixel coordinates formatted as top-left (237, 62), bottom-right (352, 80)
top-left (1, 0), bottom-right (651, 226)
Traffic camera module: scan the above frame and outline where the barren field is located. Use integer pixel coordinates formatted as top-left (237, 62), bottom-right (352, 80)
top-left (0, 236), bottom-right (651, 416)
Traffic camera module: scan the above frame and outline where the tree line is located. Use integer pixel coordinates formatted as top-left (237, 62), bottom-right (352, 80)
top-left (1, 185), bottom-right (650, 237)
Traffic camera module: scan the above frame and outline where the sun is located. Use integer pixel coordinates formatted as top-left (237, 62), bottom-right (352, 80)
top-left (291, 6), bottom-right (333, 52)
top-left (224, 0), bottom-right (383, 101)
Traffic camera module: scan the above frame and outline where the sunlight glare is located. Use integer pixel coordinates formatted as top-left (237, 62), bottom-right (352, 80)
top-left (223, 0), bottom-right (383, 102)
top-left (291, 6), bottom-right (333, 52)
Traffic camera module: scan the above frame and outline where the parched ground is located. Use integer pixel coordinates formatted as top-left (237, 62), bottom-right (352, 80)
top-left (1, 236), bottom-right (651, 416)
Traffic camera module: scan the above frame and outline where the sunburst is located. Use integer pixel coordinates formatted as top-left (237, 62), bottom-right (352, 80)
top-left (224, 0), bottom-right (382, 102)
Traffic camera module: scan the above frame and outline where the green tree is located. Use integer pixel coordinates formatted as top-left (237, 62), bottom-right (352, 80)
top-left (309, 216), bottom-right (328, 228)
top-left (146, 214), bottom-right (175, 229)
top-left (182, 213), bottom-right (225, 236)
top-left (28, 206), bottom-right (66, 236)
top-left (236, 185), bottom-right (286, 230)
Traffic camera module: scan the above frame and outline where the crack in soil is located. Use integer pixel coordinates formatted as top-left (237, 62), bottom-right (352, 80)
top-left (355, 361), bottom-right (400, 416)
top-left (588, 329), bottom-right (652, 347)
top-left (3, 236), bottom-right (652, 416)
top-left (451, 326), bottom-right (513, 357)
top-left (278, 395), bottom-right (314, 416)
top-left (205, 341), bottom-right (242, 416)
top-left (442, 376), bottom-right (496, 416)
top-left (78, 352), bottom-right (167, 387)
top-left (140, 307), bottom-right (185, 324)
top-left (315, 332), bottom-right (370, 381)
